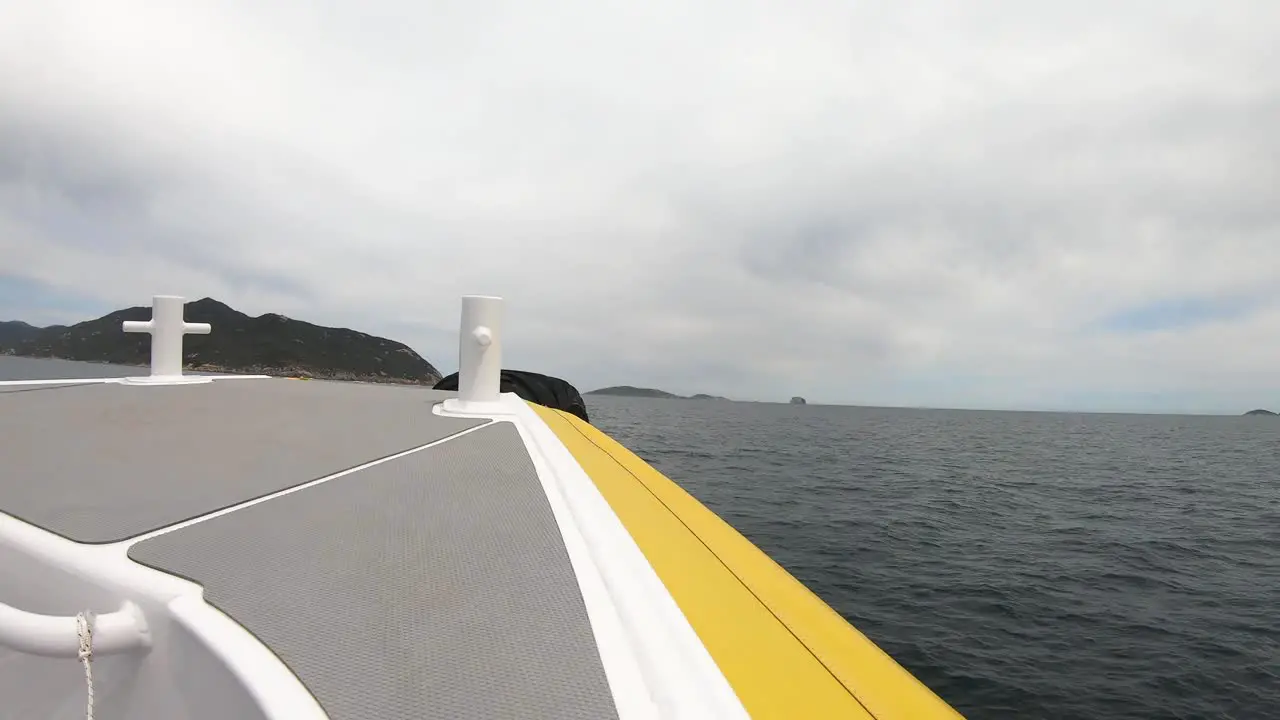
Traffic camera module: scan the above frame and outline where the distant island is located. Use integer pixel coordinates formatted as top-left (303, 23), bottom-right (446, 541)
top-left (0, 298), bottom-right (442, 385)
top-left (586, 385), bottom-right (730, 401)
top-left (1243, 409), bottom-right (1277, 416)
top-left (790, 396), bottom-right (807, 405)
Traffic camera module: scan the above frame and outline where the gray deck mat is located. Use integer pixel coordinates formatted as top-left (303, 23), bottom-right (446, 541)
top-left (129, 422), bottom-right (620, 720)
top-left (0, 380), bottom-right (487, 543)
top-left (0, 383), bottom-right (93, 394)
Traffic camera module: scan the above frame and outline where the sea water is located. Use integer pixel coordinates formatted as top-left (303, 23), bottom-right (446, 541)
top-left (586, 396), bottom-right (1279, 720)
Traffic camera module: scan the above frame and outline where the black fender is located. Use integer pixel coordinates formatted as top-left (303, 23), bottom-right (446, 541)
top-left (433, 369), bottom-right (590, 423)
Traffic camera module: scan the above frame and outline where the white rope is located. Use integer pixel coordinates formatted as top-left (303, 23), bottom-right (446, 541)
top-left (76, 611), bottom-right (95, 720)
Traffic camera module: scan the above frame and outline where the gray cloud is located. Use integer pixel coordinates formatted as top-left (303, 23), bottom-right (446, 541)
top-left (2, 1), bottom-right (1278, 411)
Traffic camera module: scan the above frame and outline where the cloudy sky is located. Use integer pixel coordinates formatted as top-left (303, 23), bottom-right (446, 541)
top-left (2, 1), bottom-right (1276, 413)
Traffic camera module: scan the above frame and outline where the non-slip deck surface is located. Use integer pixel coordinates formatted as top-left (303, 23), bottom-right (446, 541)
top-left (129, 422), bottom-right (619, 720)
top-left (0, 379), bottom-right (486, 542)
top-left (0, 383), bottom-right (91, 395)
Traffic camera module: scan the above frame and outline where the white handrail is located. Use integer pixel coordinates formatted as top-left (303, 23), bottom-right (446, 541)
top-left (0, 599), bottom-right (150, 658)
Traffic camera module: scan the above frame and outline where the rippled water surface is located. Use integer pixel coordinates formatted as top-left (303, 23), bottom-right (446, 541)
top-left (585, 397), bottom-right (1279, 720)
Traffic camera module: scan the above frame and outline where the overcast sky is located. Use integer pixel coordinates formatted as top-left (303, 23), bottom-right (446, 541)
top-left (2, 1), bottom-right (1276, 413)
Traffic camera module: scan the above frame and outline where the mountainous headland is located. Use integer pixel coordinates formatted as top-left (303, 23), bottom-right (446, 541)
top-left (1243, 409), bottom-right (1276, 416)
top-left (0, 320), bottom-right (58, 348)
top-left (0, 298), bottom-right (442, 384)
top-left (586, 385), bottom-right (730, 401)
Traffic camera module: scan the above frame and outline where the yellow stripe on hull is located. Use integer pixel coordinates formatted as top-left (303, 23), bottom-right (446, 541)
top-left (532, 405), bottom-right (964, 720)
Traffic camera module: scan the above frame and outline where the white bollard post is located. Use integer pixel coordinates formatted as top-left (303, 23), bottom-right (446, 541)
top-left (457, 295), bottom-right (503, 403)
top-left (120, 295), bottom-right (213, 385)
top-left (442, 295), bottom-right (507, 413)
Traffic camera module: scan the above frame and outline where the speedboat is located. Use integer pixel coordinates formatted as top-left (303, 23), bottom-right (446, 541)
top-left (0, 293), bottom-right (963, 719)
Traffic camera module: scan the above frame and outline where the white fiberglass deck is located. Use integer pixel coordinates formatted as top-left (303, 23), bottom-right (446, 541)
top-left (0, 358), bottom-right (619, 719)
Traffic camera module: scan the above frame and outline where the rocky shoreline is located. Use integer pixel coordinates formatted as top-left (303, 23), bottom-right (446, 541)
top-left (191, 363), bottom-right (439, 385)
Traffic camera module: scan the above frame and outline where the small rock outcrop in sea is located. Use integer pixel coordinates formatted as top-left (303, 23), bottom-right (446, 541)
top-left (790, 396), bottom-right (807, 405)
top-left (0, 298), bottom-right (442, 385)
top-left (1243, 408), bottom-right (1277, 416)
